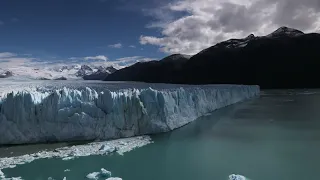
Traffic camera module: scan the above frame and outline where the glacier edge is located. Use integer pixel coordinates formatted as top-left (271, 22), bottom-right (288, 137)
top-left (0, 85), bottom-right (259, 145)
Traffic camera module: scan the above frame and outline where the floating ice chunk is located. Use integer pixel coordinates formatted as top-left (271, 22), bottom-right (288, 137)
top-left (3, 177), bottom-right (24, 180)
top-left (100, 168), bottom-right (112, 177)
top-left (63, 177), bottom-right (66, 180)
top-left (86, 168), bottom-right (111, 179)
top-left (229, 174), bottom-right (247, 180)
top-left (64, 169), bottom-right (71, 172)
top-left (0, 136), bottom-right (152, 170)
top-left (99, 145), bottom-right (112, 151)
top-left (62, 157), bottom-right (75, 161)
top-left (0, 169), bottom-right (5, 178)
top-left (86, 172), bottom-right (100, 179)
top-left (106, 178), bottom-right (122, 180)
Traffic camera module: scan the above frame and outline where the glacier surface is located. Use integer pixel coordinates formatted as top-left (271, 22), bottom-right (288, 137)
top-left (0, 81), bottom-right (259, 145)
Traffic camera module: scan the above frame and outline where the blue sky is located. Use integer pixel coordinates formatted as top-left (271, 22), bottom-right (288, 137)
top-left (0, 0), bottom-right (319, 68)
top-left (0, 0), bottom-right (170, 67)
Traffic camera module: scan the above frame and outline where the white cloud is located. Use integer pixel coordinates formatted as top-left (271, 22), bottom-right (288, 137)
top-left (108, 43), bottom-right (122, 48)
top-left (68, 57), bottom-right (78, 60)
top-left (0, 52), bottom-right (17, 58)
top-left (68, 55), bottom-right (108, 61)
top-left (140, 0), bottom-right (320, 55)
top-left (84, 55), bottom-right (108, 61)
top-left (0, 52), bottom-right (35, 67)
top-left (129, 45), bottom-right (136, 48)
top-left (114, 56), bottom-right (155, 67)
top-left (116, 56), bottom-right (142, 62)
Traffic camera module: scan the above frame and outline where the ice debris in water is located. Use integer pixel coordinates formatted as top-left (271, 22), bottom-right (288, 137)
top-left (64, 169), bottom-right (71, 172)
top-left (47, 177), bottom-right (67, 180)
top-left (86, 172), bottom-right (100, 179)
top-left (0, 136), bottom-right (152, 170)
top-left (86, 168), bottom-right (111, 179)
top-left (0, 169), bottom-right (5, 178)
top-left (106, 178), bottom-right (122, 180)
top-left (61, 157), bottom-right (75, 161)
top-left (100, 168), bottom-right (112, 177)
top-left (229, 174), bottom-right (247, 180)
top-left (3, 177), bottom-right (24, 180)
top-left (0, 169), bottom-right (24, 180)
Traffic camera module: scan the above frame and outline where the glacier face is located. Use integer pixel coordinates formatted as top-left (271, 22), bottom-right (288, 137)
top-left (0, 82), bottom-right (259, 145)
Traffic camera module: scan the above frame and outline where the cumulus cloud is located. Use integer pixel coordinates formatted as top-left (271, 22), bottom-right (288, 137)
top-left (68, 55), bottom-right (108, 61)
top-left (140, 0), bottom-right (320, 55)
top-left (108, 43), bottom-right (122, 48)
top-left (129, 45), bottom-right (136, 48)
top-left (84, 55), bottom-right (108, 61)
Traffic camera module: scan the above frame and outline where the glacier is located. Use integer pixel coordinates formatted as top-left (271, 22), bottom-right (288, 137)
top-left (0, 81), bottom-right (259, 145)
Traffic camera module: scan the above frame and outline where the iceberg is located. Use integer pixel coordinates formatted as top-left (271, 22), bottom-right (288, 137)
top-left (86, 168), bottom-right (112, 179)
top-left (0, 84), bottom-right (259, 145)
top-left (229, 174), bottom-right (248, 180)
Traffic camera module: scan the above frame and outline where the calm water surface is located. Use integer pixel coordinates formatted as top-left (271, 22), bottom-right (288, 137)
top-left (3, 90), bottom-right (320, 180)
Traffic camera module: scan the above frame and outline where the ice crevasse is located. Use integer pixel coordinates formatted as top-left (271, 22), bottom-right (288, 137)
top-left (0, 85), bottom-right (260, 144)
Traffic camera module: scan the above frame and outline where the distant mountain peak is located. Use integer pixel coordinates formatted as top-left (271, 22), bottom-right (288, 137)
top-left (267, 26), bottom-right (304, 38)
top-left (80, 65), bottom-right (93, 71)
top-left (245, 34), bottom-right (255, 40)
top-left (162, 54), bottom-right (192, 62)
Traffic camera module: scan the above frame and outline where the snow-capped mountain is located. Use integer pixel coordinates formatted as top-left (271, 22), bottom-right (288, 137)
top-left (83, 66), bottom-right (118, 80)
top-left (2, 64), bottom-right (118, 80)
top-left (75, 65), bottom-right (93, 77)
top-left (212, 26), bottom-right (305, 49)
top-left (266, 26), bottom-right (304, 38)
top-left (0, 70), bottom-right (13, 78)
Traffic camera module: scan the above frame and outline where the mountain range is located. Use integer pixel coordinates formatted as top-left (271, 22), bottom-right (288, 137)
top-left (105, 27), bottom-right (320, 89)
top-left (0, 65), bottom-right (117, 80)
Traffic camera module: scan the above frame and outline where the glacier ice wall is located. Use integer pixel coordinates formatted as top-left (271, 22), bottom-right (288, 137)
top-left (0, 85), bottom-right (259, 145)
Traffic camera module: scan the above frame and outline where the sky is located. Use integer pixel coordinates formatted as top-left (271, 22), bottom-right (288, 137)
top-left (0, 0), bottom-right (320, 69)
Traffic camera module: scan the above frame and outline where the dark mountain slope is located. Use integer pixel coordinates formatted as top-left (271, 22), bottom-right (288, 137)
top-left (105, 54), bottom-right (190, 83)
top-left (180, 32), bottom-right (320, 88)
top-left (105, 27), bottom-right (320, 89)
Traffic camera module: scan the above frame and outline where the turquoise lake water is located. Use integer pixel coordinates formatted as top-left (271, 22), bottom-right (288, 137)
top-left (2, 90), bottom-right (320, 180)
